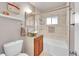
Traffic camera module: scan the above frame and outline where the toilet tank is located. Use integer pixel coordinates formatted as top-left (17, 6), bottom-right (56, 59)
top-left (3, 40), bottom-right (23, 56)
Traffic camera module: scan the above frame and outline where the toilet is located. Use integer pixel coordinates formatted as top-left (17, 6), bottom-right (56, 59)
top-left (3, 40), bottom-right (28, 56)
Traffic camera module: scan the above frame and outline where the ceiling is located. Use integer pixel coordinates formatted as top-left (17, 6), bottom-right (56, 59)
top-left (30, 2), bottom-right (66, 12)
top-left (17, 2), bottom-right (66, 13)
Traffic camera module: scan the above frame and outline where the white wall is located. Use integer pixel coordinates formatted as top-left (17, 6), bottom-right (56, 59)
top-left (0, 2), bottom-right (22, 53)
top-left (75, 2), bottom-right (79, 55)
top-left (0, 17), bottom-right (22, 53)
top-left (37, 8), bottom-right (68, 40)
top-left (69, 2), bottom-right (79, 55)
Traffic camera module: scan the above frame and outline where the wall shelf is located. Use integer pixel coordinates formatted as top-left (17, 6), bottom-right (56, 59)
top-left (0, 13), bottom-right (23, 22)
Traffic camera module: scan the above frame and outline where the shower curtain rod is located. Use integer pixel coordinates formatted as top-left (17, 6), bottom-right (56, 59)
top-left (45, 6), bottom-right (69, 13)
top-left (31, 6), bottom-right (69, 15)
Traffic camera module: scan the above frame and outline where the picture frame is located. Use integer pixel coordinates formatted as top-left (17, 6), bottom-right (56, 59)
top-left (7, 2), bottom-right (20, 15)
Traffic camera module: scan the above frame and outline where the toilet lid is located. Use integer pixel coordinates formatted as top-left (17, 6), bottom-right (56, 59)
top-left (3, 40), bottom-right (23, 56)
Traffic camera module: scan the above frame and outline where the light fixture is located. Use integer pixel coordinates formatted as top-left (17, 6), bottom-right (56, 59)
top-left (25, 8), bottom-right (32, 14)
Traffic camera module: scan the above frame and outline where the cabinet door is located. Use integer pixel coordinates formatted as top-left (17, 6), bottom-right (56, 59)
top-left (34, 35), bottom-right (43, 56)
top-left (39, 35), bottom-right (43, 55)
top-left (34, 39), bottom-right (39, 56)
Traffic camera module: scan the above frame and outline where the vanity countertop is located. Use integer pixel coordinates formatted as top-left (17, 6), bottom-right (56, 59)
top-left (26, 34), bottom-right (43, 39)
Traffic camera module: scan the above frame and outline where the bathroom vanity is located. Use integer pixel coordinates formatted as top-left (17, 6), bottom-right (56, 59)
top-left (24, 35), bottom-right (43, 56)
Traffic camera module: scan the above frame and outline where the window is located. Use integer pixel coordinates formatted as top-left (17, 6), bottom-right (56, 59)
top-left (46, 16), bottom-right (58, 25)
top-left (47, 17), bottom-right (51, 25)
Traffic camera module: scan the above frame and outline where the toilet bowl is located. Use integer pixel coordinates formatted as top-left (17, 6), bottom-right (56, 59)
top-left (17, 53), bottom-right (28, 56)
top-left (3, 40), bottom-right (28, 56)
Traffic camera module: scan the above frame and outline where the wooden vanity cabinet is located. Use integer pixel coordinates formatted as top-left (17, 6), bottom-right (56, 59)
top-left (34, 35), bottom-right (43, 56)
